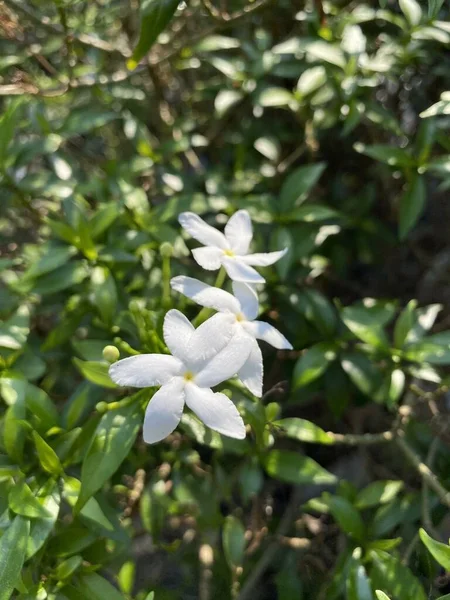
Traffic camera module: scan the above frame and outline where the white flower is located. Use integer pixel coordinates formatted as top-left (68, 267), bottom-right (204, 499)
top-left (178, 209), bottom-right (287, 284)
top-left (170, 276), bottom-right (293, 397)
top-left (109, 310), bottom-right (252, 443)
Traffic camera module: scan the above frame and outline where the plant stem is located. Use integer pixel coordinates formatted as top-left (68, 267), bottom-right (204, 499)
top-left (162, 253), bottom-right (172, 310)
top-left (193, 267), bottom-right (227, 326)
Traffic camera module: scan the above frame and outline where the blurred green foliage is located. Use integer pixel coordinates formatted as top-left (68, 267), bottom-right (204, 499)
top-left (0, 0), bottom-right (450, 598)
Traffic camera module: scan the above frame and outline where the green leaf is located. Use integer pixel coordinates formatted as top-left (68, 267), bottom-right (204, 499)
top-left (9, 481), bottom-right (51, 520)
top-left (73, 359), bottom-right (117, 388)
top-left (273, 418), bottom-right (334, 445)
top-left (90, 266), bottom-right (117, 325)
top-left (375, 592), bottom-right (391, 600)
top-left (341, 352), bottom-right (382, 397)
top-left (399, 176), bottom-right (426, 240)
top-left (74, 573), bottom-right (126, 600)
top-left (394, 300), bottom-right (417, 348)
top-left (341, 305), bottom-right (389, 348)
top-left (347, 562), bottom-right (374, 600)
top-left (354, 143), bottom-right (413, 167)
top-left (399, 0), bottom-right (422, 26)
top-left (369, 550), bottom-right (426, 600)
top-left (128, 0), bottom-right (180, 69)
top-left (301, 289), bottom-right (338, 336)
top-left (303, 41), bottom-right (346, 68)
top-left (419, 528), bottom-right (450, 570)
top-left (32, 431), bottom-right (63, 476)
top-left (223, 515), bottom-right (246, 568)
top-left (289, 204), bottom-right (339, 223)
top-left (356, 481), bottom-right (403, 509)
top-left (27, 480), bottom-right (61, 558)
top-left (0, 516), bottom-right (30, 600)
top-left (262, 450), bottom-right (336, 485)
top-left (293, 343), bottom-right (336, 388)
top-left (61, 109), bottom-right (118, 136)
top-left (20, 246), bottom-right (75, 282)
top-left (279, 163), bottom-right (326, 211)
top-left (323, 494), bottom-right (365, 541)
top-left (257, 87), bottom-right (294, 108)
top-left (254, 136), bottom-right (280, 161)
top-left (0, 100), bottom-right (22, 166)
top-left (54, 555), bottom-right (83, 581)
top-left (31, 261), bottom-right (89, 295)
top-left (296, 66), bottom-right (327, 96)
top-left (90, 204), bottom-right (121, 240)
top-left (0, 306), bottom-right (30, 350)
top-left (76, 398), bottom-right (143, 511)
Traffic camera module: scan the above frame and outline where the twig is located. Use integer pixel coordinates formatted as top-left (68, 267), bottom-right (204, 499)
top-left (237, 488), bottom-right (304, 600)
top-left (327, 430), bottom-right (394, 445)
top-left (201, 0), bottom-right (272, 22)
top-left (395, 434), bottom-right (450, 509)
top-left (4, 0), bottom-right (129, 55)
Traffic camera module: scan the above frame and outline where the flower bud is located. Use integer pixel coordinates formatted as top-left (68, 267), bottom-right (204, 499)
top-left (160, 242), bottom-right (173, 258)
top-left (102, 345), bottom-right (120, 363)
top-left (96, 401), bottom-right (109, 413)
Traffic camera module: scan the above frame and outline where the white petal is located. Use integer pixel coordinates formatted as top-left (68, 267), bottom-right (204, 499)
top-left (195, 332), bottom-right (252, 388)
top-left (179, 212), bottom-right (228, 249)
top-left (243, 320), bottom-right (293, 350)
top-left (170, 276), bottom-right (240, 314)
top-left (109, 354), bottom-right (183, 387)
top-left (225, 210), bottom-right (253, 255)
top-left (143, 378), bottom-right (185, 443)
top-left (184, 383), bottom-right (245, 439)
top-left (240, 249), bottom-right (287, 267)
top-left (238, 340), bottom-right (263, 397)
top-left (163, 309), bottom-right (195, 363)
top-left (192, 246), bottom-right (223, 270)
top-left (186, 313), bottom-right (237, 371)
top-left (232, 281), bottom-right (259, 321)
top-left (222, 257), bottom-right (265, 284)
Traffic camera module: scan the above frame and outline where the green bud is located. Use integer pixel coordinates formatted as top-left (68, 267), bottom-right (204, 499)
top-left (160, 242), bottom-right (173, 258)
top-left (96, 401), bottom-right (109, 413)
top-left (102, 345), bottom-right (120, 363)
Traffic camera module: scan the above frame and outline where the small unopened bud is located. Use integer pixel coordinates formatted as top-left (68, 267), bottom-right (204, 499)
top-left (103, 345), bottom-right (120, 363)
top-left (96, 401), bottom-right (108, 413)
top-left (160, 242), bottom-right (173, 258)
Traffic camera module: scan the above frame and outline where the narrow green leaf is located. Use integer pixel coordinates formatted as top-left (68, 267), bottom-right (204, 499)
top-left (0, 516), bottom-right (30, 600)
top-left (279, 163), bottom-right (326, 211)
top-left (419, 528), bottom-right (450, 570)
top-left (128, 0), bottom-right (180, 69)
top-left (9, 481), bottom-right (51, 520)
top-left (325, 495), bottom-right (365, 541)
top-left (263, 450), bottom-right (336, 485)
top-left (76, 399), bottom-right (143, 511)
top-left (341, 305), bottom-right (389, 348)
top-left (341, 352), bottom-right (382, 397)
top-left (347, 562), bottom-right (374, 600)
top-left (274, 418), bottom-right (334, 445)
top-left (32, 432), bottom-right (63, 476)
top-left (399, 176), bottom-right (426, 240)
top-left (74, 573), bottom-right (126, 600)
top-left (73, 358), bottom-right (117, 388)
top-left (399, 0), bottom-right (422, 26)
top-left (223, 515), bottom-right (246, 568)
top-left (293, 343), bottom-right (336, 388)
top-left (375, 592), bottom-right (391, 600)
top-left (356, 481), bottom-right (403, 509)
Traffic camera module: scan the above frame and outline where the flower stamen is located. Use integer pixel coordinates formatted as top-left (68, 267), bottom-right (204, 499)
top-left (183, 371), bottom-right (195, 382)
top-left (224, 249), bottom-right (235, 257)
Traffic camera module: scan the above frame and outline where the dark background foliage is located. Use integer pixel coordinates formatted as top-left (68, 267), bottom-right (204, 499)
top-left (0, 0), bottom-right (450, 599)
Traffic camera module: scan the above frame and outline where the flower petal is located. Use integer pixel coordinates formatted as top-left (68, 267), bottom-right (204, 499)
top-left (195, 332), bottom-right (252, 388)
top-left (186, 312), bottom-right (237, 371)
top-left (184, 383), bottom-right (245, 439)
top-left (170, 276), bottom-right (240, 314)
top-left (225, 210), bottom-right (253, 255)
top-left (238, 340), bottom-right (263, 397)
top-left (232, 281), bottom-right (259, 321)
top-left (240, 249), bottom-right (287, 266)
top-left (179, 212), bottom-right (228, 249)
top-left (222, 257), bottom-right (265, 284)
top-left (192, 246), bottom-right (223, 270)
top-left (163, 309), bottom-right (194, 363)
top-left (243, 320), bottom-right (293, 350)
top-left (109, 354), bottom-right (183, 387)
top-left (143, 377), bottom-right (185, 444)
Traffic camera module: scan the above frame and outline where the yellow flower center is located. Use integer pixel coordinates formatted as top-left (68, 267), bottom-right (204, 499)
top-left (183, 371), bottom-right (195, 382)
top-left (224, 249), bottom-right (235, 257)
top-left (236, 313), bottom-right (245, 322)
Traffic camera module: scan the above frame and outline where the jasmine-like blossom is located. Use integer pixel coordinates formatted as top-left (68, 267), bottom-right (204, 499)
top-left (109, 310), bottom-right (252, 443)
top-left (170, 276), bottom-right (293, 397)
top-left (178, 209), bottom-right (287, 284)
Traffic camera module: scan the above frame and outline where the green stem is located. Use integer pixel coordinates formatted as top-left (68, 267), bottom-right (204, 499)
top-left (162, 253), bottom-right (172, 310)
top-left (193, 267), bottom-right (227, 326)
